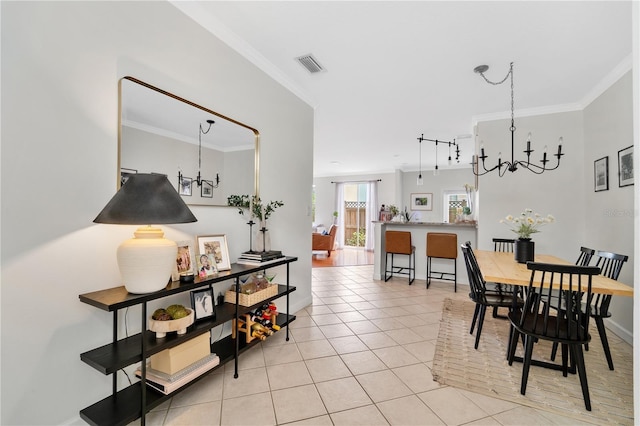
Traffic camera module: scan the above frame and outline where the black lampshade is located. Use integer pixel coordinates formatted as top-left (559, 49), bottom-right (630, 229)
top-left (94, 174), bottom-right (197, 224)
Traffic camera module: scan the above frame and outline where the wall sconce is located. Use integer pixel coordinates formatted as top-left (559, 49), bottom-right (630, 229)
top-left (94, 174), bottom-right (197, 293)
top-left (178, 119), bottom-right (222, 189)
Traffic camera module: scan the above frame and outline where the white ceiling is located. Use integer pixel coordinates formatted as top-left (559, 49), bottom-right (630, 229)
top-left (171, 1), bottom-right (632, 177)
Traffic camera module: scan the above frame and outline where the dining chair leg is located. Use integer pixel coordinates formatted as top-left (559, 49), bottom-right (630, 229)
top-left (561, 343), bottom-right (569, 377)
top-left (550, 341), bottom-right (558, 361)
top-left (507, 326), bottom-right (519, 365)
top-left (470, 304), bottom-right (480, 334)
top-left (474, 306), bottom-right (487, 350)
top-left (570, 344), bottom-right (592, 411)
top-left (520, 335), bottom-right (535, 395)
top-left (595, 317), bottom-right (615, 370)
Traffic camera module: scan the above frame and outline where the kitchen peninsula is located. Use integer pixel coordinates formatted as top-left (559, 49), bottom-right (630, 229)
top-left (373, 221), bottom-right (478, 284)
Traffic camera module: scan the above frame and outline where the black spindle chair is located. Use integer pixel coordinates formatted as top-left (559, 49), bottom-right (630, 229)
top-left (507, 262), bottom-right (600, 411)
top-left (461, 242), bottom-right (523, 350)
top-left (493, 238), bottom-right (515, 253)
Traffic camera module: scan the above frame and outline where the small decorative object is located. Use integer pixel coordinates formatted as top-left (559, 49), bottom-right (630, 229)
top-left (148, 304), bottom-right (194, 338)
top-left (197, 254), bottom-right (218, 277)
top-left (332, 211), bottom-right (339, 224)
top-left (120, 168), bottom-right (137, 187)
top-left (618, 146), bottom-right (633, 187)
top-left (191, 287), bottom-right (215, 321)
top-left (225, 273), bottom-right (278, 306)
top-left (179, 272), bottom-right (194, 283)
top-left (500, 209), bottom-right (555, 263)
top-left (196, 234), bottom-right (231, 271)
top-left (594, 156), bottom-right (609, 192)
top-left (410, 193), bottom-right (433, 211)
top-left (464, 183), bottom-right (476, 219)
top-left (388, 205), bottom-right (400, 218)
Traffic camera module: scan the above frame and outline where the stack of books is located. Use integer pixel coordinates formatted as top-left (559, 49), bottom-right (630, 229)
top-left (135, 353), bottom-right (220, 395)
top-left (237, 250), bottom-right (284, 265)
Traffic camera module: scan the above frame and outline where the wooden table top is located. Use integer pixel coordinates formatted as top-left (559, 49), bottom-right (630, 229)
top-left (474, 250), bottom-right (634, 297)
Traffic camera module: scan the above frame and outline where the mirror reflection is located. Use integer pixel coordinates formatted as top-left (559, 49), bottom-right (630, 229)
top-left (119, 77), bottom-right (258, 206)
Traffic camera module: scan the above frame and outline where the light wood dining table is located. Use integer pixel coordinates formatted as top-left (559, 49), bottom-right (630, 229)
top-left (474, 250), bottom-right (634, 297)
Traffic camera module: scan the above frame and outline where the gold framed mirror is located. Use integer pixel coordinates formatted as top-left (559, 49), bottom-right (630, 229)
top-left (118, 76), bottom-right (259, 206)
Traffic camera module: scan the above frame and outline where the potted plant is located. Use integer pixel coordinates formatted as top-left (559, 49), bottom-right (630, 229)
top-left (500, 208), bottom-right (555, 263)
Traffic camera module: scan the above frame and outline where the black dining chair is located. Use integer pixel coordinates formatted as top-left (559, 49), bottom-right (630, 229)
top-left (550, 250), bottom-right (627, 371)
top-left (507, 262), bottom-right (600, 411)
top-left (491, 237), bottom-right (516, 318)
top-left (461, 242), bottom-right (523, 350)
top-left (493, 237), bottom-right (515, 253)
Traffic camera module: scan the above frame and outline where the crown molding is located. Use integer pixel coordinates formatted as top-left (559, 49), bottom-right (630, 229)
top-left (579, 53), bottom-right (633, 108)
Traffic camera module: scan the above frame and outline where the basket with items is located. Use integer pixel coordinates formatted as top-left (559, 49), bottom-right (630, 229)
top-left (225, 272), bottom-right (278, 306)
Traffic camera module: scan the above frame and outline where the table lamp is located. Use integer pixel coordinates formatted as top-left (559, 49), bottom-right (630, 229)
top-left (94, 174), bottom-right (197, 294)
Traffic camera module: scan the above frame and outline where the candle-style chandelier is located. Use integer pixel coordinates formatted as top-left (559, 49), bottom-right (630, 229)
top-left (178, 119), bottom-right (221, 189)
top-left (472, 62), bottom-right (564, 177)
top-left (416, 134), bottom-right (460, 184)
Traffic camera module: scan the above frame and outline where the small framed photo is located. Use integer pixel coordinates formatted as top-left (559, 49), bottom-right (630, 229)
top-left (410, 193), bottom-right (433, 211)
top-left (120, 168), bottom-right (137, 187)
top-left (197, 253), bottom-right (218, 277)
top-left (179, 176), bottom-right (192, 196)
top-left (175, 241), bottom-right (194, 275)
top-left (190, 287), bottom-right (215, 321)
top-left (618, 146), bottom-right (634, 187)
top-left (201, 180), bottom-right (214, 198)
top-left (197, 234), bottom-right (231, 271)
top-left (594, 156), bottom-right (609, 192)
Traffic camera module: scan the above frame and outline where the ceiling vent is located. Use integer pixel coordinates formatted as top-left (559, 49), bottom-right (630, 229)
top-left (296, 54), bottom-right (325, 74)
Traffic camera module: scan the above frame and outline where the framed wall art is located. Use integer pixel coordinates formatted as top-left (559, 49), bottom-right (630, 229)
top-left (179, 176), bottom-right (192, 196)
top-left (594, 156), bottom-right (609, 192)
top-left (201, 180), bottom-right (214, 198)
top-left (197, 234), bottom-right (231, 271)
top-left (190, 287), bottom-right (215, 321)
top-left (618, 145), bottom-right (633, 187)
top-left (410, 193), bottom-right (433, 211)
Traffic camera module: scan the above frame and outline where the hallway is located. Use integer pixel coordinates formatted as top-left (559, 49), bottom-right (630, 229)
top-left (312, 247), bottom-right (374, 268)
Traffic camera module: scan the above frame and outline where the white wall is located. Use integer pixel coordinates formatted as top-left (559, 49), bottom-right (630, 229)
top-left (583, 71), bottom-right (634, 339)
top-left (0, 2), bottom-right (313, 424)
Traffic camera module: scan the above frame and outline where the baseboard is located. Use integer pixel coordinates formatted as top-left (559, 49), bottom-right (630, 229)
top-left (605, 318), bottom-right (633, 345)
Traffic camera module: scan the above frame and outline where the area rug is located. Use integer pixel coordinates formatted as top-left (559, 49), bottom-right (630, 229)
top-left (432, 298), bottom-right (634, 425)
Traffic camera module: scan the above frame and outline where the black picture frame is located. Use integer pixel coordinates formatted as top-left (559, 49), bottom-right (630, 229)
top-left (594, 156), bottom-right (609, 192)
top-left (120, 168), bottom-right (137, 187)
top-left (190, 287), bottom-right (215, 321)
top-left (201, 180), bottom-right (214, 198)
top-left (179, 176), bottom-right (192, 196)
top-left (618, 145), bottom-right (634, 187)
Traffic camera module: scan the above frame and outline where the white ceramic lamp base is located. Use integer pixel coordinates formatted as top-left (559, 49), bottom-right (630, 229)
top-left (117, 226), bottom-right (176, 294)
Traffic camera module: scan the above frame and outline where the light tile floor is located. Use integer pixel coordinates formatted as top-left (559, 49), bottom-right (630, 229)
top-left (136, 265), bottom-right (595, 425)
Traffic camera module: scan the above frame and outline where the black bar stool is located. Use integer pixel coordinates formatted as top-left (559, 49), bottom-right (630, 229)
top-left (384, 231), bottom-right (415, 284)
top-left (426, 232), bottom-right (458, 291)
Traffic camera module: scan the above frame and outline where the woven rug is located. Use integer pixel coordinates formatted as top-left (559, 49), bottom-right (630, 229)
top-left (432, 298), bottom-right (634, 425)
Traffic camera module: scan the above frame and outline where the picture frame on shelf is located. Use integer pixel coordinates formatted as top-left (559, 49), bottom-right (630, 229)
top-left (179, 176), bottom-right (192, 196)
top-left (594, 156), bottom-right (609, 192)
top-left (201, 180), bottom-right (214, 198)
top-left (190, 287), bottom-right (215, 321)
top-left (172, 240), bottom-right (194, 281)
top-left (197, 234), bottom-right (231, 271)
top-left (618, 146), bottom-right (633, 187)
top-left (410, 193), bottom-right (433, 211)
top-left (120, 168), bottom-right (137, 187)
top-left (197, 253), bottom-right (218, 277)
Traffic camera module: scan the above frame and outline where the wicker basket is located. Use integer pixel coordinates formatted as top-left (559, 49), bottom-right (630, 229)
top-left (225, 284), bottom-right (278, 307)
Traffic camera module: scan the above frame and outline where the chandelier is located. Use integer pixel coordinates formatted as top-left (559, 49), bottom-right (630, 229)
top-left (416, 135), bottom-right (460, 184)
top-left (472, 62), bottom-right (564, 177)
top-left (178, 119), bottom-right (221, 188)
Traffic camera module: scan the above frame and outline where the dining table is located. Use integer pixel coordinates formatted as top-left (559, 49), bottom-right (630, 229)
top-left (473, 249), bottom-right (633, 370)
top-left (474, 250), bottom-right (634, 297)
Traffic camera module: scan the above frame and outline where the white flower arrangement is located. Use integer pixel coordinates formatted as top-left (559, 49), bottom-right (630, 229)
top-left (500, 208), bottom-right (555, 239)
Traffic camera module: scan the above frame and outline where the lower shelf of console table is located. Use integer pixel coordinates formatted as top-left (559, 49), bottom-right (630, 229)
top-left (80, 312), bottom-right (296, 426)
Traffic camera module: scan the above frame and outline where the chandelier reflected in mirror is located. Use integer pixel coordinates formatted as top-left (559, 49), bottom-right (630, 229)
top-left (472, 62), bottom-right (564, 177)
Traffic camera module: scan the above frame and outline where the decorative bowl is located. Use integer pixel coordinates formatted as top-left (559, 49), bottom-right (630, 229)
top-left (148, 309), bottom-right (194, 338)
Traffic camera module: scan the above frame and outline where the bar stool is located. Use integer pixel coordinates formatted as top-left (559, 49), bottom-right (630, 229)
top-left (426, 232), bottom-right (458, 291)
top-left (384, 231), bottom-right (415, 284)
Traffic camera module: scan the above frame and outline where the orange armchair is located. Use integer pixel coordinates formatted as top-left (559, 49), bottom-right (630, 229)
top-left (312, 225), bottom-right (338, 256)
